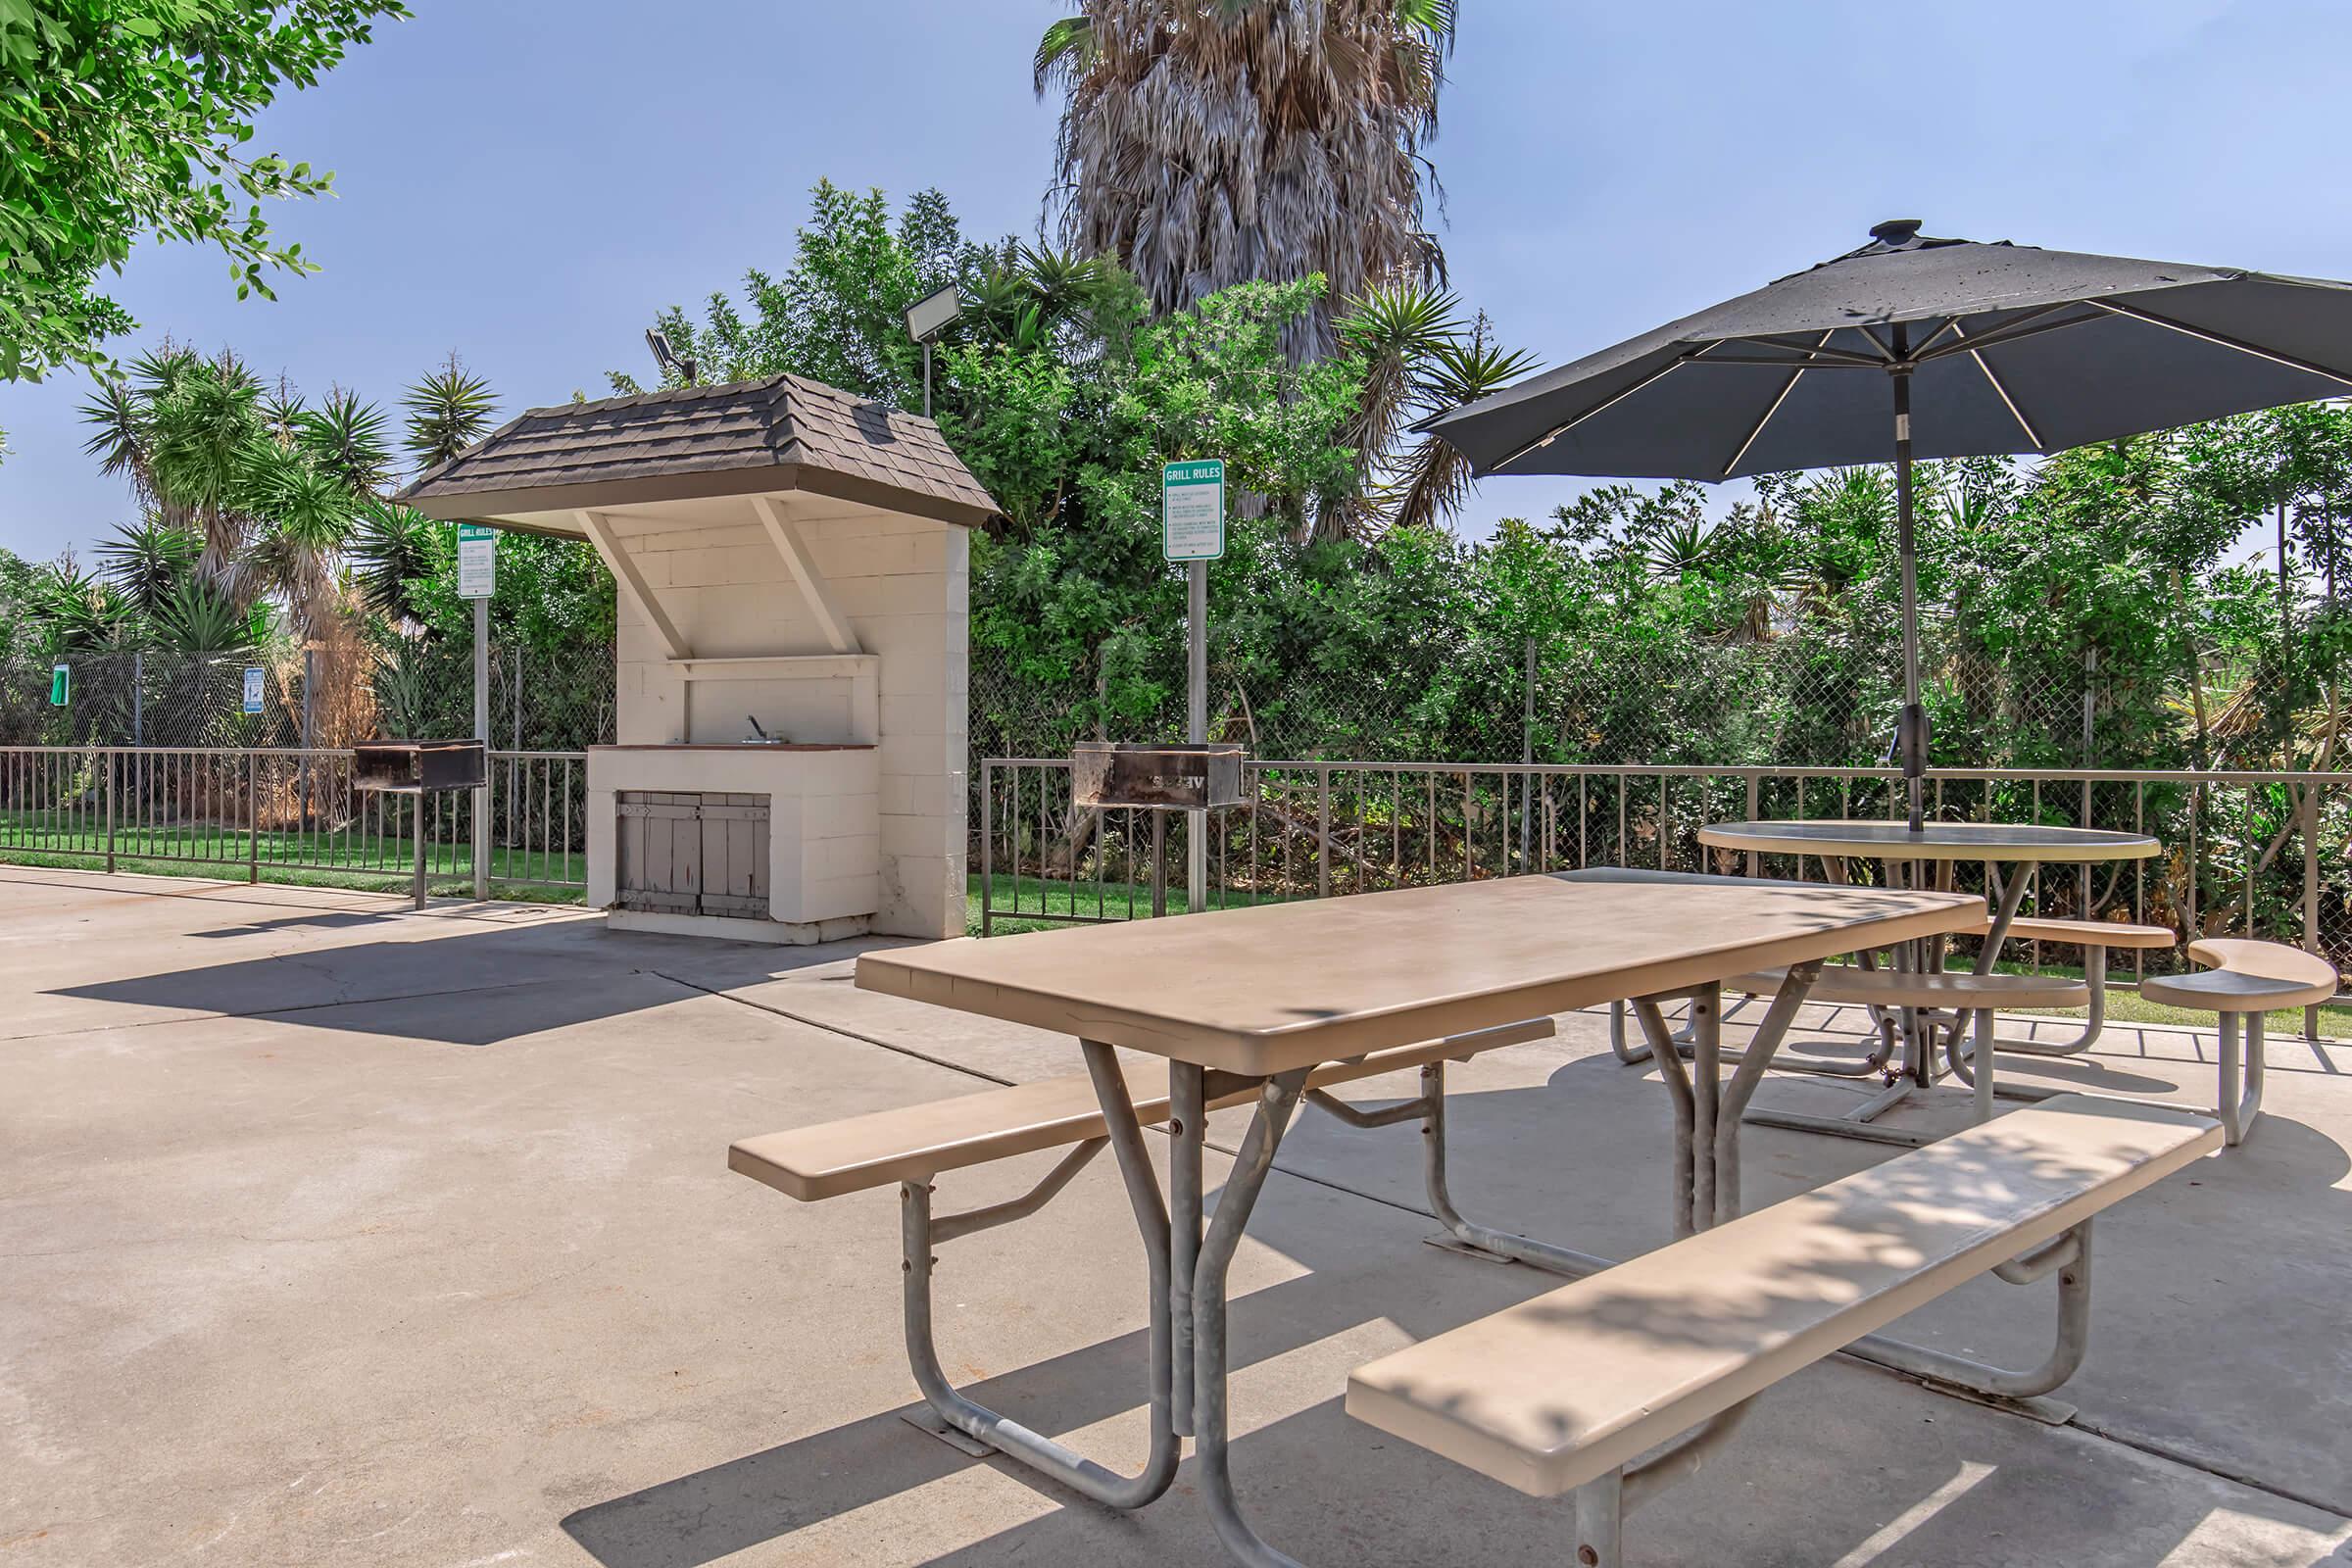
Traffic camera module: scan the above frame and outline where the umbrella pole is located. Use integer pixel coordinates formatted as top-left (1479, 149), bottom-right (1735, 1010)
top-left (1891, 345), bottom-right (1925, 833)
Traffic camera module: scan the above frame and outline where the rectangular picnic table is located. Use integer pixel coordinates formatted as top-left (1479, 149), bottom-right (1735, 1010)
top-left (856, 872), bottom-right (1980, 1566)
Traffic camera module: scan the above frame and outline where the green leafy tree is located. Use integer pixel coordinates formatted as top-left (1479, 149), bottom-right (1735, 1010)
top-left (613, 182), bottom-right (987, 405)
top-left (0, 0), bottom-right (409, 381)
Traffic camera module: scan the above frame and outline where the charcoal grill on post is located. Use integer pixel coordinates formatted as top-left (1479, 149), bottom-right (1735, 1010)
top-left (353, 740), bottom-right (487, 909)
top-left (1071, 743), bottom-right (1247, 916)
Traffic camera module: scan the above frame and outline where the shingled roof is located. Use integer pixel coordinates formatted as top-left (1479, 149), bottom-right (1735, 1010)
top-left (397, 372), bottom-right (998, 528)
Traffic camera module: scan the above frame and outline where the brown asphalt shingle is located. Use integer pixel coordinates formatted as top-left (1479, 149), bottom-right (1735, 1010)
top-left (397, 372), bottom-right (997, 519)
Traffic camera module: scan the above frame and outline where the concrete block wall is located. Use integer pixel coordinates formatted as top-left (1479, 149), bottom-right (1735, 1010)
top-left (606, 505), bottom-right (968, 940)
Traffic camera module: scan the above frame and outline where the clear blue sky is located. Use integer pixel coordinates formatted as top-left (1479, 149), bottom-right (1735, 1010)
top-left (4, 0), bottom-right (2347, 565)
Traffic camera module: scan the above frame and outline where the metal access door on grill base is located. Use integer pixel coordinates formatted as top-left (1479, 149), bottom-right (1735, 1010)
top-left (615, 790), bottom-right (769, 918)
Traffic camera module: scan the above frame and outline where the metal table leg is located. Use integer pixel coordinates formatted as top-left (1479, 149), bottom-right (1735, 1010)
top-left (1189, 1069), bottom-right (1313, 1568)
top-left (895, 1039), bottom-right (1181, 1508)
top-left (1169, 1060), bottom-right (1205, 1436)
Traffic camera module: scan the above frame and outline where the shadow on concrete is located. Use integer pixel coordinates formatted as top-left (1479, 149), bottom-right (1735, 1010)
top-left (189, 908), bottom-right (399, 938)
top-left (558, 1187), bottom-right (1558, 1568)
top-left (559, 1092), bottom-right (2342, 1567)
top-left (47, 919), bottom-right (880, 1044)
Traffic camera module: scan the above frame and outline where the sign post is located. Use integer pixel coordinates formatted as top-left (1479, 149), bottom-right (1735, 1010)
top-left (1162, 460), bottom-right (1224, 914)
top-left (240, 665), bottom-right (265, 715)
top-left (458, 522), bottom-right (497, 900)
top-left (48, 663), bottom-right (68, 707)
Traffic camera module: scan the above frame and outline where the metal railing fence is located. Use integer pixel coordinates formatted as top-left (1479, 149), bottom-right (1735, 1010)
top-left (977, 757), bottom-right (2346, 1024)
top-left (0, 747), bottom-right (587, 895)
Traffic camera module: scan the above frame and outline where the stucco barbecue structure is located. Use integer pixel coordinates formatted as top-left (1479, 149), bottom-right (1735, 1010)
top-left (400, 373), bottom-right (996, 943)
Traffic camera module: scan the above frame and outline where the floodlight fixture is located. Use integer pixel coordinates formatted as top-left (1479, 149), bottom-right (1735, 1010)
top-left (903, 284), bottom-right (962, 345)
top-left (645, 329), bottom-right (698, 386)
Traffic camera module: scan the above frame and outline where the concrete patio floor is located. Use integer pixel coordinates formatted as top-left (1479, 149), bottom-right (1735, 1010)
top-left (4, 863), bottom-right (2349, 1567)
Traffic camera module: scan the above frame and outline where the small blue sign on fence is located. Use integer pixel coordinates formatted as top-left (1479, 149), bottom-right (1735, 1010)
top-left (241, 666), bottom-right (265, 715)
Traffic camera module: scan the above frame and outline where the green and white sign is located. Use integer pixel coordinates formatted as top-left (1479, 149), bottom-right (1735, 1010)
top-left (457, 521), bottom-right (498, 599)
top-left (1161, 459), bottom-right (1225, 562)
top-left (48, 663), bottom-right (68, 707)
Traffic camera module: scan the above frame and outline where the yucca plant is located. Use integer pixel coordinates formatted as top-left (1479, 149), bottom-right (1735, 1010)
top-left (403, 357), bottom-right (498, 473)
top-left (1374, 330), bottom-right (1540, 536)
top-left (1324, 285), bottom-right (1538, 539)
top-left (298, 388), bottom-right (395, 494)
top-left (35, 564), bottom-right (139, 653)
top-left (238, 447), bottom-right (361, 638)
top-left (94, 518), bottom-right (200, 615)
top-left (152, 578), bottom-right (261, 660)
top-left (348, 500), bottom-right (442, 621)
top-left (369, 637), bottom-right (436, 738)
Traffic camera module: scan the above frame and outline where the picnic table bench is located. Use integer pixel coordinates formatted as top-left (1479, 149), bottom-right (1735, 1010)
top-left (1348, 1094), bottom-right (2221, 1567)
top-left (1724, 962), bottom-right (2088, 1135)
top-left (2139, 937), bottom-right (2340, 1145)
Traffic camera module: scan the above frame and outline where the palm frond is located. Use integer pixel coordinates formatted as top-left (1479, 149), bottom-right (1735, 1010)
top-left (1033, 13), bottom-right (1095, 97)
top-left (1040, 0), bottom-right (1452, 357)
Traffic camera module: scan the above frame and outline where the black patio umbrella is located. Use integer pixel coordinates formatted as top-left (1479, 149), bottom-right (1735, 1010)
top-left (1433, 220), bottom-right (2352, 830)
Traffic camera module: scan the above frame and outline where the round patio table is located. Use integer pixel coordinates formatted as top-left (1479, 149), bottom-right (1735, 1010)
top-left (1695, 818), bottom-right (2161, 1140)
top-left (1695, 819), bottom-right (2158, 868)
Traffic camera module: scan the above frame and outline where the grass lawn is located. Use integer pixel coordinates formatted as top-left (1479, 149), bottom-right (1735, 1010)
top-left (966, 870), bottom-right (1285, 936)
top-left (0, 816), bottom-right (585, 903)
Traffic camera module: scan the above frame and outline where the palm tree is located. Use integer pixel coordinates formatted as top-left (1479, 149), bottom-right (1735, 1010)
top-left (1036, 0), bottom-right (1455, 356)
top-left (76, 349), bottom-right (366, 638)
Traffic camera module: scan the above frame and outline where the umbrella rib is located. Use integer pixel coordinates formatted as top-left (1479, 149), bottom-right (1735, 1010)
top-left (1910, 317), bottom-right (1964, 356)
top-left (1915, 302), bottom-right (2102, 362)
top-left (1721, 331), bottom-right (1835, 477)
top-left (2085, 299), bottom-right (2352, 389)
top-left (1953, 322), bottom-right (2045, 449)
top-left (1717, 334), bottom-right (1887, 368)
top-left (1684, 353), bottom-right (1876, 368)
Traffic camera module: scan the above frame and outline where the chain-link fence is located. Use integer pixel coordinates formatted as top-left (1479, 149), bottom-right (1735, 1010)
top-left (972, 620), bottom-right (2130, 780)
top-left (2, 644), bottom-right (615, 753)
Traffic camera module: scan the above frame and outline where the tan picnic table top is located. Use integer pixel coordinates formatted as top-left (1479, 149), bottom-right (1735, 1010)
top-left (1697, 818), bottom-right (2161, 863)
top-left (855, 874), bottom-right (1981, 1076)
